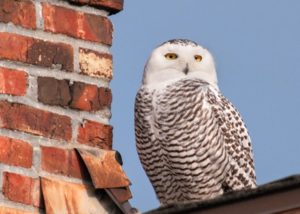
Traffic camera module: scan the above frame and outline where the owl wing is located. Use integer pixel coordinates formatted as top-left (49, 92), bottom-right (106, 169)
top-left (207, 87), bottom-right (256, 190)
top-left (135, 86), bottom-right (178, 203)
top-left (135, 87), bottom-right (164, 196)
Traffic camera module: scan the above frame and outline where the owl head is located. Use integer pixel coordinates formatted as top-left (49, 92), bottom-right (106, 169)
top-left (142, 39), bottom-right (218, 89)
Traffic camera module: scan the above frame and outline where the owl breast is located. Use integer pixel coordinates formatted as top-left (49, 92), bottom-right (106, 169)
top-left (135, 78), bottom-right (231, 204)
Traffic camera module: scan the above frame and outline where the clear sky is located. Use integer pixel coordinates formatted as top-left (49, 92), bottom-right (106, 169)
top-left (110, 0), bottom-right (300, 212)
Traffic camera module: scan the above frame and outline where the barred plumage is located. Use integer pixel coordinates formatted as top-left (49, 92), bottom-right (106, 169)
top-left (135, 39), bottom-right (256, 205)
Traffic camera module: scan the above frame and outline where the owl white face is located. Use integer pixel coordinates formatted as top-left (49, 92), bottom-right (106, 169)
top-left (143, 39), bottom-right (218, 89)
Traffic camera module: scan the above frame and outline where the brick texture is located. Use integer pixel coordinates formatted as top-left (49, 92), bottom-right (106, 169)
top-left (79, 48), bottom-right (113, 79)
top-left (67, 0), bottom-right (124, 14)
top-left (70, 82), bottom-right (100, 111)
top-left (27, 40), bottom-right (74, 72)
top-left (0, 0), bottom-right (36, 29)
top-left (37, 77), bottom-right (112, 111)
top-left (38, 77), bottom-right (71, 107)
top-left (77, 120), bottom-right (112, 149)
top-left (71, 84), bottom-right (112, 110)
top-left (0, 136), bottom-right (32, 168)
top-left (0, 67), bottom-right (27, 96)
top-left (0, 32), bottom-right (30, 62)
top-left (41, 146), bottom-right (89, 179)
top-left (0, 32), bottom-right (73, 71)
top-left (0, 0), bottom-right (131, 211)
top-left (42, 3), bottom-right (113, 45)
top-left (3, 172), bottom-right (42, 207)
top-left (0, 101), bottom-right (72, 142)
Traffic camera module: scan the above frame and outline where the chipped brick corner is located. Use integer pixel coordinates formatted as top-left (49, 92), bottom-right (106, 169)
top-left (0, 0), bottom-right (133, 213)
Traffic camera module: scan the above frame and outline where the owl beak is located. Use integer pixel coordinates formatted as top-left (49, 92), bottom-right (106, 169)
top-left (183, 64), bottom-right (189, 75)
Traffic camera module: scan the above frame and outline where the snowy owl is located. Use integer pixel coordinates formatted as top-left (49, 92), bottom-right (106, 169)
top-left (135, 39), bottom-right (256, 205)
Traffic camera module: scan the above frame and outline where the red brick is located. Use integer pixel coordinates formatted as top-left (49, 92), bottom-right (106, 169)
top-left (3, 172), bottom-right (42, 207)
top-left (0, 136), bottom-right (32, 168)
top-left (42, 3), bottom-right (113, 45)
top-left (27, 40), bottom-right (74, 72)
top-left (0, 32), bottom-right (74, 72)
top-left (70, 82), bottom-right (99, 111)
top-left (0, 67), bottom-right (27, 96)
top-left (37, 78), bottom-right (111, 111)
top-left (0, 101), bottom-right (72, 142)
top-left (0, 0), bottom-right (36, 29)
top-left (41, 146), bottom-right (89, 179)
top-left (68, 0), bottom-right (124, 14)
top-left (70, 82), bottom-right (112, 111)
top-left (77, 120), bottom-right (112, 149)
top-left (0, 32), bottom-right (32, 62)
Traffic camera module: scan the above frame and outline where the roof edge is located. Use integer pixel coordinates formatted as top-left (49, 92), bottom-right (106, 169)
top-left (146, 175), bottom-right (300, 214)
top-left (66, 0), bottom-right (124, 15)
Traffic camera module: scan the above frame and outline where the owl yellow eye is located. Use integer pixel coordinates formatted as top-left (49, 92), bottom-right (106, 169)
top-left (164, 53), bottom-right (178, 60)
top-left (194, 55), bottom-right (203, 62)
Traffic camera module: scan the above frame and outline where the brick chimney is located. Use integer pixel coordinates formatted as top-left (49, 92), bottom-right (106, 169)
top-left (0, 0), bottom-right (133, 213)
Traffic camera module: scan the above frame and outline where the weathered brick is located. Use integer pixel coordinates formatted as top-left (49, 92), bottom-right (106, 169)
top-left (37, 77), bottom-right (111, 111)
top-left (67, 0), bottom-right (124, 14)
top-left (77, 149), bottom-right (131, 188)
top-left (0, 0), bottom-right (36, 29)
top-left (27, 40), bottom-right (74, 72)
top-left (41, 177), bottom-right (115, 214)
top-left (0, 101), bottom-right (72, 142)
top-left (38, 77), bottom-right (71, 107)
top-left (0, 67), bottom-right (27, 96)
top-left (0, 32), bottom-right (74, 72)
top-left (3, 172), bottom-right (42, 207)
top-left (70, 82), bottom-right (100, 111)
top-left (41, 146), bottom-right (89, 179)
top-left (37, 76), bottom-right (111, 111)
top-left (0, 136), bottom-right (32, 168)
top-left (77, 120), bottom-right (112, 149)
top-left (79, 48), bottom-right (113, 79)
top-left (42, 3), bottom-right (113, 45)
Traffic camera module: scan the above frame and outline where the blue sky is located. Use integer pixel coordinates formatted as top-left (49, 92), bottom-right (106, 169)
top-left (110, 1), bottom-right (300, 212)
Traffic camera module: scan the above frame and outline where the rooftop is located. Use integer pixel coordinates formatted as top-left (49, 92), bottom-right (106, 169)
top-left (146, 175), bottom-right (300, 214)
